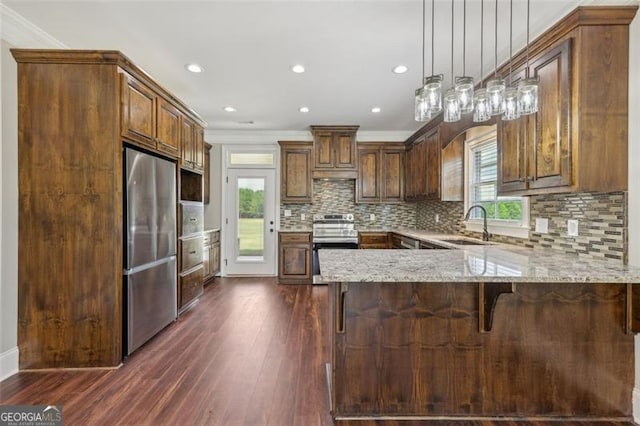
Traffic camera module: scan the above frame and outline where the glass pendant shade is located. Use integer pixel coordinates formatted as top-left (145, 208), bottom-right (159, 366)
top-left (473, 88), bottom-right (491, 122)
top-left (423, 74), bottom-right (443, 115)
top-left (414, 87), bottom-right (429, 122)
top-left (502, 86), bottom-right (520, 121)
top-left (486, 78), bottom-right (506, 115)
top-left (443, 88), bottom-right (461, 122)
top-left (454, 76), bottom-right (474, 114)
top-left (517, 77), bottom-right (539, 115)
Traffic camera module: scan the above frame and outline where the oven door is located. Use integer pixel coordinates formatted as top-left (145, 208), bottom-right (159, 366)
top-left (312, 241), bottom-right (359, 281)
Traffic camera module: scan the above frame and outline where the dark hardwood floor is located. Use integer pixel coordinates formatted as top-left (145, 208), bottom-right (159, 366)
top-left (0, 278), bottom-right (636, 426)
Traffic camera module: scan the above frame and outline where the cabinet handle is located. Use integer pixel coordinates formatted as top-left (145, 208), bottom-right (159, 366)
top-left (189, 218), bottom-right (198, 222)
top-left (337, 283), bottom-right (348, 333)
top-left (189, 250), bottom-right (197, 255)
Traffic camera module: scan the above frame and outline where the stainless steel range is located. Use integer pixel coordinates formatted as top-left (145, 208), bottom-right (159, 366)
top-left (312, 213), bottom-right (359, 280)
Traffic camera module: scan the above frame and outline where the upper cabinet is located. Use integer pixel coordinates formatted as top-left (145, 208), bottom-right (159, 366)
top-left (356, 143), bottom-right (405, 204)
top-left (181, 116), bottom-right (204, 173)
top-left (310, 125), bottom-right (358, 179)
top-left (121, 74), bottom-right (156, 149)
top-left (441, 134), bottom-right (464, 202)
top-left (156, 97), bottom-right (182, 157)
top-left (497, 6), bottom-right (637, 196)
top-left (279, 141), bottom-right (313, 203)
top-left (405, 128), bottom-right (440, 201)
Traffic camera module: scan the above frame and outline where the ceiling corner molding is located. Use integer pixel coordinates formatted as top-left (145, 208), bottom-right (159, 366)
top-left (357, 131), bottom-right (414, 142)
top-left (1, 4), bottom-right (67, 48)
top-left (204, 130), bottom-right (312, 145)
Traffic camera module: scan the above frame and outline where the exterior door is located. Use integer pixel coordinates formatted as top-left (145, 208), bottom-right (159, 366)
top-left (225, 168), bottom-right (277, 275)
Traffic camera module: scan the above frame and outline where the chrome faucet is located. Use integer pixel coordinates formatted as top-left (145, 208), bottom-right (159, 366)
top-left (464, 205), bottom-right (490, 242)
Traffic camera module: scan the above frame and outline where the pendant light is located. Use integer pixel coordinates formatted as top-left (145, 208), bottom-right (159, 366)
top-left (502, 0), bottom-right (519, 121)
top-left (473, 0), bottom-right (490, 123)
top-left (517, 0), bottom-right (539, 115)
top-left (423, 0), bottom-right (443, 117)
top-left (486, 0), bottom-right (505, 115)
top-left (454, 0), bottom-right (474, 114)
top-left (443, 0), bottom-right (460, 122)
top-left (414, 0), bottom-right (429, 122)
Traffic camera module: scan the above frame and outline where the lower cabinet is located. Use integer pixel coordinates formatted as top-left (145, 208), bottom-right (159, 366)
top-left (203, 229), bottom-right (220, 283)
top-left (179, 264), bottom-right (204, 310)
top-left (278, 232), bottom-right (312, 284)
top-left (358, 232), bottom-right (389, 249)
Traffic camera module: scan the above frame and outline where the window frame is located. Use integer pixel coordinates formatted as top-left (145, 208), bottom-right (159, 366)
top-left (463, 126), bottom-right (529, 239)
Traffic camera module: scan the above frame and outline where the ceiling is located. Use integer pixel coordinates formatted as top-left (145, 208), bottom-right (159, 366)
top-left (3, 0), bottom-right (627, 135)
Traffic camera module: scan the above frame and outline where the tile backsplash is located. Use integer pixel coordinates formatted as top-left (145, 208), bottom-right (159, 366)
top-left (280, 180), bottom-right (416, 230)
top-left (416, 191), bottom-right (628, 264)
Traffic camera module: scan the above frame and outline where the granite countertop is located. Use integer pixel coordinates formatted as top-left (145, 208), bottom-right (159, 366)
top-left (317, 234), bottom-right (640, 284)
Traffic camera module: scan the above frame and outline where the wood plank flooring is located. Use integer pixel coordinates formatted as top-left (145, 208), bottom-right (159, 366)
top-left (0, 277), bottom-right (637, 425)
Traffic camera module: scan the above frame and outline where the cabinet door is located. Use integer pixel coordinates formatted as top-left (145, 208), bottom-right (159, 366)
top-left (121, 74), bottom-right (156, 148)
top-left (413, 137), bottom-right (428, 199)
top-left (156, 98), bottom-right (181, 158)
top-left (181, 116), bottom-right (195, 167)
top-left (334, 132), bottom-right (356, 169)
top-left (404, 145), bottom-right (416, 200)
top-left (314, 131), bottom-right (334, 169)
top-left (425, 129), bottom-right (441, 199)
top-left (281, 144), bottom-right (313, 203)
top-left (357, 149), bottom-right (380, 203)
top-left (193, 126), bottom-right (205, 172)
top-left (381, 149), bottom-right (404, 202)
top-left (527, 39), bottom-right (572, 191)
top-left (497, 68), bottom-right (529, 194)
top-left (279, 243), bottom-right (311, 282)
top-left (211, 242), bottom-right (220, 275)
top-left (202, 244), bottom-right (212, 280)
top-left (441, 135), bottom-right (464, 201)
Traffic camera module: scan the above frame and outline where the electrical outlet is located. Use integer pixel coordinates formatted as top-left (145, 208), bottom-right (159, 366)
top-left (284, 209), bottom-right (292, 217)
top-left (535, 218), bottom-right (548, 234)
top-left (301, 213), bottom-right (306, 221)
top-left (435, 214), bottom-right (440, 223)
top-left (567, 219), bottom-right (579, 237)
top-left (369, 214), bottom-right (376, 221)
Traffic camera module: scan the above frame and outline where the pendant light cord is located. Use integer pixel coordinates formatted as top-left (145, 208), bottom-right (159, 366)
top-left (494, 0), bottom-right (498, 79)
top-left (508, 0), bottom-right (513, 85)
top-left (462, 0), bottom-right (466, 76)
top-left (526, 0), bottom-right (530, 69)
top-left (431, 0), bottom-right (435, 76)
top-left (450, 0), bottom-right (454, 84)
top-left (480, 0), bottom-right (483, 87)
top-left (422, 0), bottom-right (425, 83)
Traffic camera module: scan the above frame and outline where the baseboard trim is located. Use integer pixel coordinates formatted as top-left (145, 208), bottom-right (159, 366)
top-left (0, 346), bottom-right (19, 382)
top-left (633, 386), bottom-right (640, 423)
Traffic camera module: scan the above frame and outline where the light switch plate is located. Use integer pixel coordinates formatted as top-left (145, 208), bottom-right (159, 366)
top-left (284, 209), bottom-right (292, 217)
top-left (567, 219), bottom-right (579, 237)
top-left (369, 214), bottom-right (376, 221)
top-left (435, 214), bottom-right (440, 223)
top-left (301, 213), bottom-right (306, 221)
top-left (535, 218), bottom-right (549, 234)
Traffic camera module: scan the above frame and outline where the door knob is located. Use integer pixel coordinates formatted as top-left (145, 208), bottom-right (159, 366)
top-left (270, 220), bottom-right (274, 225)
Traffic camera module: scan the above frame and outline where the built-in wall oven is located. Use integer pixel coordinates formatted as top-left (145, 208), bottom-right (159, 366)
top-left (312, 214), bottom-right (358, 282)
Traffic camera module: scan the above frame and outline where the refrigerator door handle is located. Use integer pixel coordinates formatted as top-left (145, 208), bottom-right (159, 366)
top-left (123, 255), bottom-right (177, 276)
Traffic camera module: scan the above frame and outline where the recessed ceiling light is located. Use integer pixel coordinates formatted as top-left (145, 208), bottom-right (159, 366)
top-left (186, 63), bottom-right (204, 73)
top-left (299, 106), bottom-right (310, 113)
top-left (223, 106), bottom-right (236, 112)
top-left (291, 64), bottom-right (305, 73)
top-left (371, 107), bottom-right (382, 113)
top-left (392, 65), bottom-right (408, 74)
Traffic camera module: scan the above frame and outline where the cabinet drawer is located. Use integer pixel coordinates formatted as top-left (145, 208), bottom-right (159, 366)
top-left (180, 202), bottom-right (203, 236)
top-left (279, 232), bottom-right (311, 243)
top-left (359, 233), bottom-right (389, 246)
top-left (203, 229), bottom-right (220, 245)
top-left (180, 236), bottom-right (203, 271)
top-left (180, 265), bottom-right (204, 309)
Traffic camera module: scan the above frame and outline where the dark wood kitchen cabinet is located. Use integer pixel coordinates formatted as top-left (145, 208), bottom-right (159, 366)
top-left (358, 232), bottom-right (389, 249)
top-left (278, 232), bottom-right (312, 284)
top-left (279, 141), bottom-right (313, 203)
top-left (310, 125), bottom-right (358, 179)
top-left (405, 128), bottom-right (440, 201)
top-left (357, 143), bottom-right (405, 204)
top-left (203, 229), bottom-right (220, 283)
top-left (181, 116), bottom-right (204, 173)
top-left (12, 49), bottom-right (206, 369)
top-left (497, 7), bottom-right (636, 196)
top-left (441, 134), bottom-right (464, 201)
top-left (203, 142), bottom-right (212, 204)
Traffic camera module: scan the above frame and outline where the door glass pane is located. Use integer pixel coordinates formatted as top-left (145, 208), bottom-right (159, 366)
top-left (237, 178), bottom-right (265, 260)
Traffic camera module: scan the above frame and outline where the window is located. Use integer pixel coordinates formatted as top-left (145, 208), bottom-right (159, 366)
top-left (464, 127), bottom-right (529, 238)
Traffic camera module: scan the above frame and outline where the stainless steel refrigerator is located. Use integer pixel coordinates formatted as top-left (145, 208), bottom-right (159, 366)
top-left (123, 147), bottom-right (177, 356)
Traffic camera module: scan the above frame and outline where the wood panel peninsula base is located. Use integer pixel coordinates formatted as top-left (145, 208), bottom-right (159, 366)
top-left (328, 280), bottom-right (635, 423)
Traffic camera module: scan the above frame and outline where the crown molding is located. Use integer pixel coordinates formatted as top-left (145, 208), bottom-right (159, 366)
top-left (205, 129), bottom-right (413, 145)
top-left (0, 4), bottom-right (67, 48)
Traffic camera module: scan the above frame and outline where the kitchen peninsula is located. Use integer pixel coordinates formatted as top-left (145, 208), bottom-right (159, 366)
top-left (320, 242), bottom-right (640, 423)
